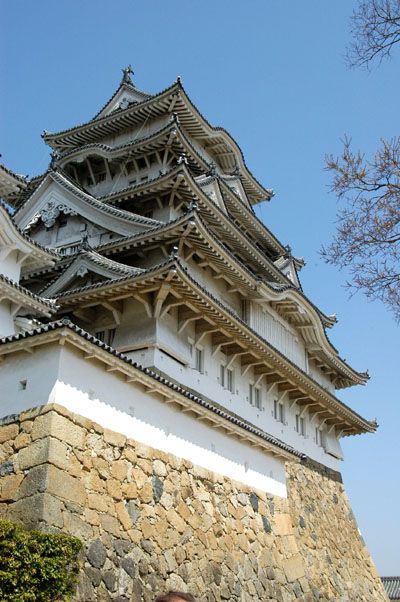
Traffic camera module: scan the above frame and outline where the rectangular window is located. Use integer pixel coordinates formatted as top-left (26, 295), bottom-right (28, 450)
top-left (241, 300), bottom-right (250, 324)
top-left (227, 368), bottom-right (234, 393)
top-left (296, 414), bottom-right (306, 436)
top-left (195, 347), bottom-right (203, 373)
top-left (274, 400), bottom-right (284, 423)
top-left (250, 385), bottom-right (262, 409)
top-left (220, 364), bottom-right (225, 387)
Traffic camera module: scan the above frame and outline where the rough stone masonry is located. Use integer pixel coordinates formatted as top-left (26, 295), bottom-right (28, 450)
top-left (0, 404), bottom-right (388, 601)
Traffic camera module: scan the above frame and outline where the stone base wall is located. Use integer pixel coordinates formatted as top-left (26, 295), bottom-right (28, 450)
top-left (0, 404), bottom-right (388, 602)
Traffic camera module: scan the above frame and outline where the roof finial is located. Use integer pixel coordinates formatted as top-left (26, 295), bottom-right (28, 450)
top-left (121, 64), bottom-right (134, 85)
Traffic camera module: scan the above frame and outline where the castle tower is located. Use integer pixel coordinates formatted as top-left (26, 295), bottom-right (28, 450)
top-left (0, 69), bottom-right (387, 601)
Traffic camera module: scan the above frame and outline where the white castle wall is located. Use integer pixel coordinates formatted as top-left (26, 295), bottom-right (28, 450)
top-left (0, 342), bottom-right (287, 497)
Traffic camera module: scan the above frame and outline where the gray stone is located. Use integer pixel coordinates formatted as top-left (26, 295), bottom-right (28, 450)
top-left (64, 500), bottom-right (84, 514)
top-left (84, 566), bottom-right (102, 587)
top-left (299, 515), bottom-right (306, 529)
top-left (333, 493), bottom-right (339, 504)
top-left (152, 475), bottom-right (163, 503)
top-left (262, 516), bottom-right (271, 534)
top-left (237, 492), bottom-right (248, 506)
top-left (249, 492), bottom-right (259, 512)
top-left (125, 500), bottom-right (140, 524)
top-left (103, 570), bottom-right (117, 592)
top-left (131, 579), bottom-right (144, 601)
top-left (76, 572), bottom-right (95, 600)
top-left (113, 539), bottom-right (132, 557)
top-left (141, 539), bottom-right (154, 554)
top-left (121, 557), bottom-right (137, 579)
top-left (0, 460), bottom-right (14, 477)
top-left (87, 539), bottom-right (107, 569)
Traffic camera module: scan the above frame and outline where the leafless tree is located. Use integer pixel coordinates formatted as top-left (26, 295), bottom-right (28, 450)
top-left (323, 1), bottom-right (400, 320)
top-left (347, 0), bottom-right (400, 68)
top-left (323, 137), bottom-right (400, 320)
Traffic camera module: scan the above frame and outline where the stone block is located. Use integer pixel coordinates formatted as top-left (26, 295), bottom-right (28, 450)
top-left (31, 412), bottom-right (85, 448)
top-left (63, 511), bottom-right (94, 540)
top-left (103, 428), bottom-right (126, 447)
top-left (18, 464), bottom-right (85, 506)
top-left (87, 492), bottom-right (109, 512)
top-left (111, 459), bottom-right (128, 481)
top-left (0, 473), bottom-right (24, 501)
top-left (17, 436), bottom-right (69, 471)
top-left (9, 492), bottom-right (63, 528)
top-left (87, 538), bottom-right (107, 569)
top-left (100, 513), bottom-right (122, 537)
top-left (116, 501), bottom-right (132, 531)
top-left (274, 513), bottom-right (292, 536)
top-left (0, 423), bottom-right (18, 444)
top-left (283, 555), bottom-right (306, 582)
top-left (13, 433), bottom-right (31, 450)
top-left (47, 465), bottom-right (86, 505)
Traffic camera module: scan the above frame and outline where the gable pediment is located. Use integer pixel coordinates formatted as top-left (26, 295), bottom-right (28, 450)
top-left (41, 251), bottom-right (142, 296)
top-left (14, 172), bottom-right (157, 238)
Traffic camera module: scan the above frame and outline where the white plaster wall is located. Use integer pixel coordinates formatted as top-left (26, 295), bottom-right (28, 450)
top-left (0, 302), bottom-right (16, 337)
top-left (309, 361), bottom-right (335, 394)
top-left (0, 343), bottom-right (287, 497)
top-left (144, 345), bottom-right (343, 471)
top-left (251, 304), bottom-right (307, 371)
top-left (1, 249), bottom-right (21, 281)
top-left (185, 259), bottom-right (241, 315)
top-left (0, 345), bottom-right (61, 416)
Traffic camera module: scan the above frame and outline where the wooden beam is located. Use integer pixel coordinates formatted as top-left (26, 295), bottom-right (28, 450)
top-left (153, 283), bottom-right (171, 318)
top-left (133, 293), bottom-right (153, 318)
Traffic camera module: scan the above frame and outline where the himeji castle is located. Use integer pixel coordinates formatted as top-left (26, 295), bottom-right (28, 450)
top-left (0, 68), bottom-right (388, 601)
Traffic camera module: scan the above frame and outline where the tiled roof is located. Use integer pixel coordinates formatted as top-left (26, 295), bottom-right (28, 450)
top-left (382, 577), bottom-right (400, 599)
top-left (0, 318), bottom-right (304, 460)
top-left (54, 257), bottom-right (372, 396)
top-left (21, 170), bottom-right (163, 229)
top-left (0, 274), bottom-right (57, 310)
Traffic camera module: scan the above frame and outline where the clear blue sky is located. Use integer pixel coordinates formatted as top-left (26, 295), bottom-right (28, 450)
top-left (1, 0), bottom-right (398, 575)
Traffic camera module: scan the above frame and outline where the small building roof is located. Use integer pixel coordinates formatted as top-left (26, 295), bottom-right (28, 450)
top-left (382, 577), bottom-right (400, 600)
top-left (0, 164), bottom-right (27, 201)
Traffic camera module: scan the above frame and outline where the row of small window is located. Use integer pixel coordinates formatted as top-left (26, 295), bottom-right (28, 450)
top-left (192, 348), bottom-right (325, 447)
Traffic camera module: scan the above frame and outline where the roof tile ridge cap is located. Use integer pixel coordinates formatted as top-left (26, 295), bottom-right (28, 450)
top-left (36, 257), bottom-right (75, 295)
top-left (0, 163), bottom-right (28, 184)
top-left (86, 249), bottom-right (143, 273)
top-left (44, 81), bottom-right (180, 140)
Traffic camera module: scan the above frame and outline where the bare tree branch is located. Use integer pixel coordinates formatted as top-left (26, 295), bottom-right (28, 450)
top-left (323, 137), bottom-right (400, 320)
top-left (347, 0), bottom-right (400, 68)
